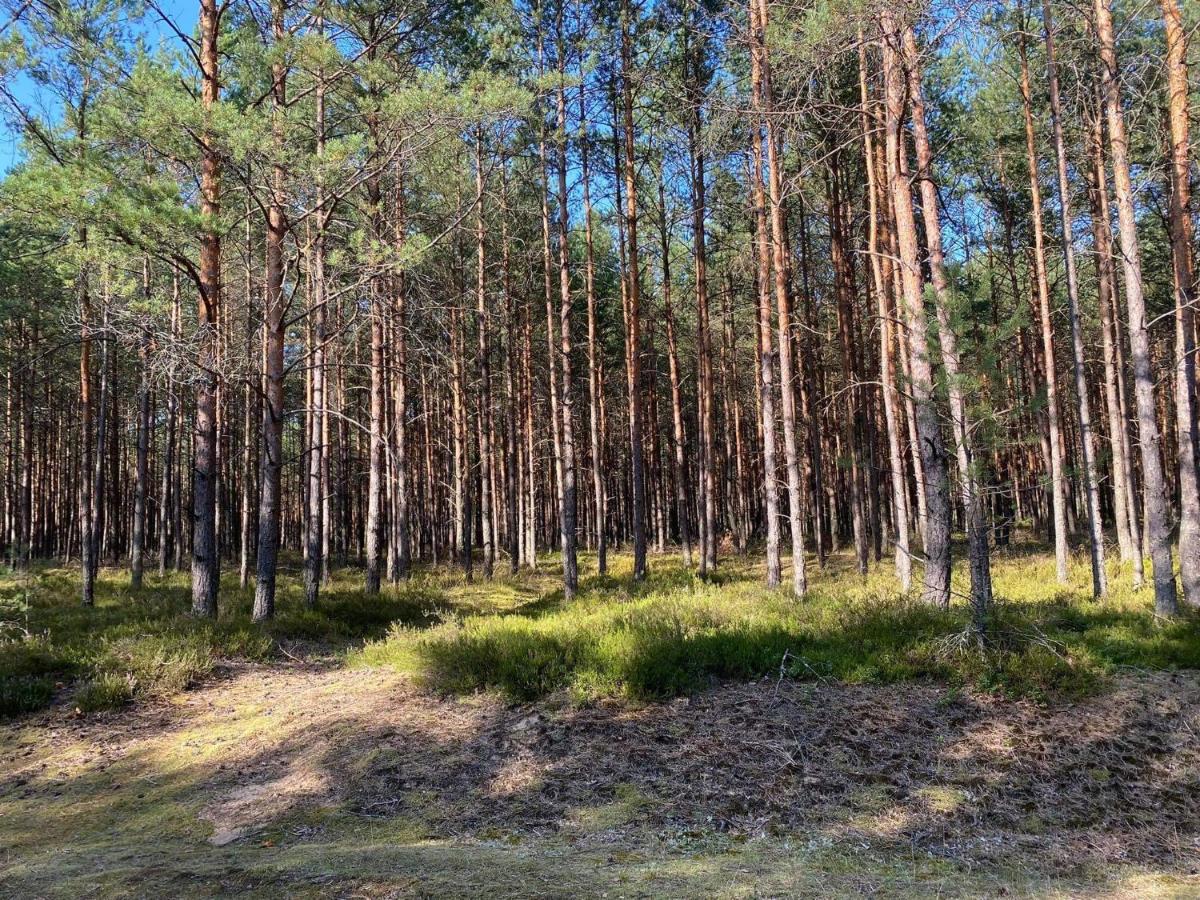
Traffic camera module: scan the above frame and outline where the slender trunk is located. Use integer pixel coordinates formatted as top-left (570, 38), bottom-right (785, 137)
top-left (537, 84), bottom-right (564, 572)
top-left (79, 236), bottom-right (95, 605)
top-left (364, 56), bottom-right (386, 594)
top-left (749, 142), bottom-right (782, 587)
top-left (391, 172), bottom-right (411, 582)
top-left (476, 132), bottom-right (495, 580)
top-left (1095, 0), bottom-right (1177, 615)
top-left (903, 24), bottom-right (991, 622)
top-left (1086, 122), bottom-right (1138, 574)
top-left (620, 8), bottom-right (647, 581)
top-left (451, 290), bottom-right (472, 580)
top-left (859, 37), bottom-right (911, 591)
top-left (658, 178), bottom-right (693, 568)
top-left (253, 1), bottom-right (287, 622)
top-left (554, 43), bottom-right (578, 597)
top-left (687, 36), bottom-right (717, 575)
top-left (751, 0), bottom-right (805, 596)
top-left (1042, 0), bottom-right (1107, 596)
top-left (881, 8), bottom-right (951, 607)
top-left (239, 203), bottom-right (257, 589)
top-left (304, 61), bottom-right (328, 604)
top-left (500, 162), bottom-right (521, 574)
top-left (1017, 16), bottom-right (1071, 585)
top-left (192, 0), bottom-right (221, 618)
top-left (131, 258), bottom-right (151, 589)
top-left (579, 85), bottom-right (607, 576)
top-left (1160, 0), bottom-right (1200, 606)
top-left (828, 156), bottom-right (869, 577)
top-left (159, 275), bottom-right (179, 578)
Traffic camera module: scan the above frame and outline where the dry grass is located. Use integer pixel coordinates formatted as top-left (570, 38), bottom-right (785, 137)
top-left (1, 653), bottom-right (1199, 897)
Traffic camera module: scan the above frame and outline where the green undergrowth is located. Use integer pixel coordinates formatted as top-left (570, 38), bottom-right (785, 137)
top-left (351, 551), bottom-right (1200, 703)
top-left (5, 544), bottom-right (1200, 716)
top-left (0, 561), bottom-right (452, 716)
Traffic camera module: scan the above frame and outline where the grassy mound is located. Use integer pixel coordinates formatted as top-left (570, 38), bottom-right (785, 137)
top-left (351, 552), bottom-right (1200, 702)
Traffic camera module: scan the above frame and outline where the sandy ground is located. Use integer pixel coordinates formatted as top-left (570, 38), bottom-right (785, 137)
top-left (2, 659), bottom-right (1199, 898)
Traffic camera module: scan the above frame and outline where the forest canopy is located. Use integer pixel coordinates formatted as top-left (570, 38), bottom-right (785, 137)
top-left (0, 0), bottom-right (1198, 623)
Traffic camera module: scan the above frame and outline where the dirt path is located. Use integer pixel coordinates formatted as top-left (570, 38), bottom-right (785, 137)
top-left (2, 661), bottom-right (1198, 898)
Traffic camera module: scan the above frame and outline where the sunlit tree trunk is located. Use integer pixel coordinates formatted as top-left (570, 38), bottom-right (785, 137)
top-left (304, 51), bottom-right (328, 607)
top-left (1094, 0), bottom-right (1177, 616)
top-left (579, 84), bottom-right (607, 577)
top-left (390, 171), bottom-right (411, 583)
top-left (1085, 114), bottom-right (1142, 583)
top-left (902, 23), bottom-right (991, 622)
top-left (192, 0), bottom-right (221, 618)
top-left (253, 0), bottom-right (287, 622)
top-left (748, 140), bottom-right (782, 588)
top-left (687, 32), bottom-right (716, 576)
top-left (1017, 17), bottom-right (1069, 587)
top-left (475, 130), bottom-right (495, 580)
top-left (859, 37), bottom-right (911, 592)
top-left (1040, 0), bottom-right (1106, 596)
top-left (1159, 0), bottom-right (1200, 606)
top-left (751, 0), bottom-right (805, 596)
top-left (620, 4), bottom-right (647, 581)
top-left (554, 46), bottom-right (578, 597)
top-left (881, 7), bottom-right (951, 607)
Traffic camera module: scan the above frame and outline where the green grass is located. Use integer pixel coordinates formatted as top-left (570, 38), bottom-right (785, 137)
top-left (4, 540), bottom-right (1200, 717)
top-left (0, 560), bottom-right (453, 716)
top-left (351, 547), bottom-right (1200, 703)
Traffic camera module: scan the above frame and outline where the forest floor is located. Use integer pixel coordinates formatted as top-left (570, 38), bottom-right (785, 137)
top-left (2, 545), bottom-right (1200, 898)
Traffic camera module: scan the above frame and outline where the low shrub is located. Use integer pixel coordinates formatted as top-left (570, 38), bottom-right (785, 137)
top-left (74, 673), bottom-right (135, 712)
top-left (0, 674), bottom-right (55, 716)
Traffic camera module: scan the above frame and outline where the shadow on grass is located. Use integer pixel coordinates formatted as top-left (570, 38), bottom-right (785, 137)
top-left (1, 647), bottom-right (1196, 898)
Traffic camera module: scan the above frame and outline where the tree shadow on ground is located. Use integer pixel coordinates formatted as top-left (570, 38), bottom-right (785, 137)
top-left (1, 662), bottom-right (1197, 898)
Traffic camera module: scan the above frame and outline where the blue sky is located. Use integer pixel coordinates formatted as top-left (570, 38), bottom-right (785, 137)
top-left (1, 0), bottom-right (198, 173)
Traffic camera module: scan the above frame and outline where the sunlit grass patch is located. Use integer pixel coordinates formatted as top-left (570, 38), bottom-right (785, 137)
top-left (353, 548), bottom-right (1200, 703)
top-left (6, 540), bottom-right (1200, 715)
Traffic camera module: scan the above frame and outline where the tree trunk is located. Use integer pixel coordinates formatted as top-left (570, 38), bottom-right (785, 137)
top-left (881, 8), bottom-right (951, 607)
top-left (750, 0), bottom-right (805, 596)
top-left (476, 131), bottom-right (495, 580)
top-left (390, 172), bottom-right (411, 583)
top-left (620, 6), bottom-right (647, 581)
top-left (253, 1), bottom-right (287, 622)
top-left (1041, 0), bottom-right (1107, 596)
top-left (304, 60), bottom-right (328, 606)
top-left (687, 34), bottom-right (717, 576)
top-left (1017, 17), bottom-right (1070, 586)
top-left (1159, 0), bottom-right (1200, 606)
top-left (131, 258), bottom-right (151, 590)
top-left (658, 178), bottom-right (693, 568)
top-left (192, 0), bottom-right (221, 618)
top-left (1094, 0), bottom-right (1178, 615)
top-left (859, 36), bottom-right (912, 592)
top-left (579, 84), bottom-right (607, 577)
top-left (554, 43), bottom-right (578, 597)
top-left (749, 140), bottom-right (782, 588)
top-left (902, 23), bottom-right (991, 623)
